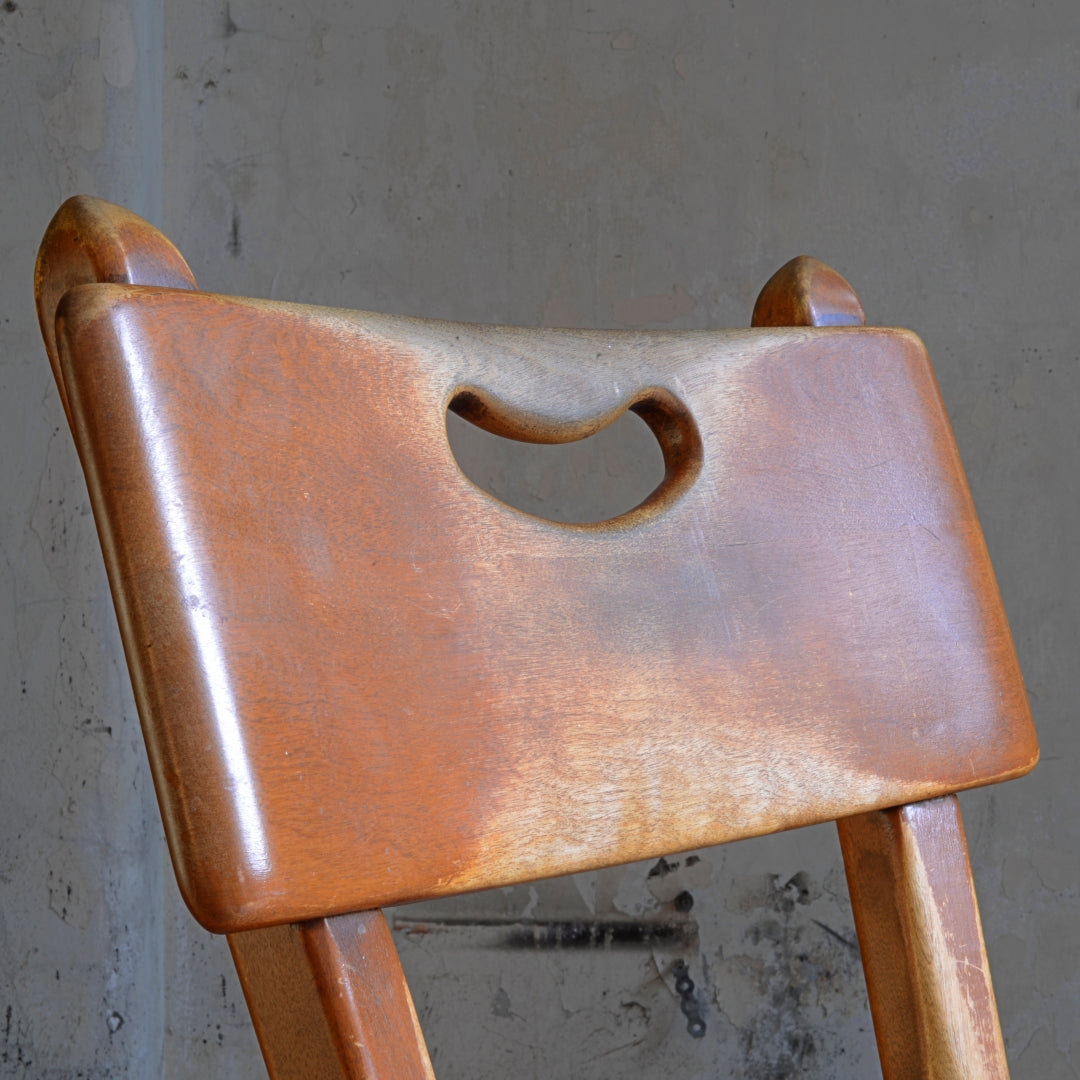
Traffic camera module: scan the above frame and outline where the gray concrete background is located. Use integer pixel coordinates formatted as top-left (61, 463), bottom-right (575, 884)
top-left (2, 1), bottom-right (1077, 1076)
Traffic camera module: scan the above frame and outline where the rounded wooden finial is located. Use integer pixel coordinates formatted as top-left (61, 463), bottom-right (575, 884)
top-left (34, 196), bottom-right (197, 423)
top-left (751, 255), bottom-right (865, 328)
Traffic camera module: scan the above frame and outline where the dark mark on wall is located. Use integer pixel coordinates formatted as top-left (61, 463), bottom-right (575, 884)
top-left (647, 853), bottom-right (699, 879)
top-left (227, 210), bottom-right (241, 257)
top-left (1, 1002), bottom-right (30, 1069)
top-left (223, 2), bottom-right (238, 37)
top-left (733, 869), bottom-right (861, 1076)
top-left (620, 998), bottom-right (651, 1024)
top-left (812, 919), bottom-right (858, 953)
top-left (2, 2), bottom-right (18, 13)
top-left (783, 871), bottom-right (814, 907)
top-left (672, 960), bottom-right (706, 1038)
top-left (505, 918), bottom-right (693, 950)
top-left (393, 914), bottom-right (697, 950)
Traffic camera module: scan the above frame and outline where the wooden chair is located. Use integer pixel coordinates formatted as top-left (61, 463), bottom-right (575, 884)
top-left (35, 196), bottom-right (1038, 1079)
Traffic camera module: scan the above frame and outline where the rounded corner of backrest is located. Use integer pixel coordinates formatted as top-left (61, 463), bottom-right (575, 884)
top-left (169, 852), bottom-right (252, 937)
top-left (889, 325), bottom-right (931, 360)
top-left (1005, 679), bottom-right (1041, 778)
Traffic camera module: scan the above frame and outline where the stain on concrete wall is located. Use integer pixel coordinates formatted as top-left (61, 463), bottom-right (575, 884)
top-left (2, 1), bottom-right (1079, 1076)
top-left (393, 831), bottom-right (876, 1077)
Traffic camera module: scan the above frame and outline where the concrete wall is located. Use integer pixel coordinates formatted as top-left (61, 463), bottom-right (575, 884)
top-left (2, 1), bottom-right (1077, 1076)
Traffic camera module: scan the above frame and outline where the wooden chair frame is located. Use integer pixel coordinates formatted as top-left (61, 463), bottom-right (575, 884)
top-left (35, 196), bottom-right (1037, 1079)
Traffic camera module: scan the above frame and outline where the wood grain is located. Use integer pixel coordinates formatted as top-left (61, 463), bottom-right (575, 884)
top-left (838, 797), bottom-right (1009, 1079)
top-left (53, 282), bottom-right (1037, 932)
top-left (229, 910), bottom-right (434, 1079)
top-left (759, 251), bottom-right (1012, 1078)
top-left (36, 201), bottom-right (1035, 1078)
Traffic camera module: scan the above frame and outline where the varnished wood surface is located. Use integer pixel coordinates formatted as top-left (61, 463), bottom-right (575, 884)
top-left (768, 253), bottom-right (1012, 1078)
top-left (229, 910), bottom-right (434, 1079)
top-left (752, 255), bottom-right (866, 329)
top-left (34, 196), bottom-right (196, 423)
top-left (838, 796), bottom-right (1009, 1079)
top-left (37, 198), bottom-right (1033, 1078)
top-left (52, 280), bottom-right (1036, 932)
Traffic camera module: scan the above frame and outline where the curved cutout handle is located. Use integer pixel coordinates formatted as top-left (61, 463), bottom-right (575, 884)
top-left (448, 385), bottom-right (703, 521)
top-left (35, 196), bottom-right (197, 423)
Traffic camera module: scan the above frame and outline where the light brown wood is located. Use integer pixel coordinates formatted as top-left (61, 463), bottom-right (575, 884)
top-left (838, 797), bottom-right (1009, 1079)
top-left (35, 198), bottom-right (1036, 1077)
top-left (229, 910), bottom-right (434, 1080)
top-left (758, 250), bottom-right (1011, 1078)
top-left (36, 202), bottom-right (1037, 933)
top-left (50, 281), bottom-right (1037, 932)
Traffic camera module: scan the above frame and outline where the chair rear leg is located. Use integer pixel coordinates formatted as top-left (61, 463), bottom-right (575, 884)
top-left (228, 909), bottom-right (435, 1080)
top-left (837, 794), bottom-right (1009, 1080)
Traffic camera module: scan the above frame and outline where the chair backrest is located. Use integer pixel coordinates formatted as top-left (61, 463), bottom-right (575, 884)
top-left (37, 197), bottom-right (1037, 938)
